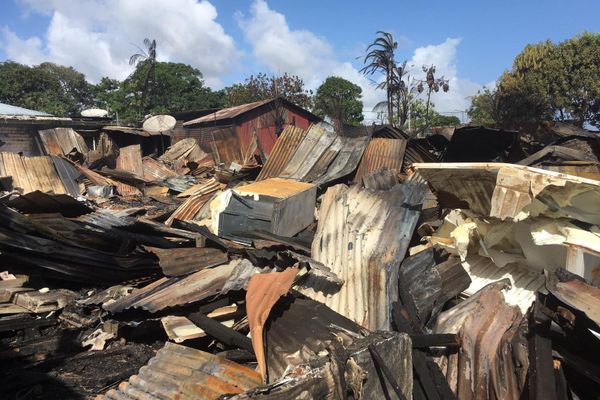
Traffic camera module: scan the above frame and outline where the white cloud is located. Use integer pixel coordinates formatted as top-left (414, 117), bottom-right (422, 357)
top-left (1, 0), bottom-right (239, 85)
top-left (237, 1), bottom-right (480, 123)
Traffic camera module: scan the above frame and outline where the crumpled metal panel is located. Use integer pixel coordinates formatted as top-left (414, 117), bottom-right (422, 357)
top-left (312, 135), bottom-right (369, 185)
top-left (310, 181), bottom-right (427, 330)
top-left (165, 181), bottom-right (220, 226)
top-left (256, 125), bottom-right (307, 181)
top-left (142, 157), bottom-right (178, 181)
top-left (147, 246), bottom-right (229, 277)
top-left (434, 281), bottom-right (526, 400)
top-left (0, 152), bottom-right (67, 194)
top-left (104, 260), bottom-right (239, 313)
top-left (115, 145), bottom-right (143, 196)
top-left (50, 156), bottom-right (81, 197)
top-left (38, 128), bottom-right (89, 157)
top-left (353, 138), bottom-right (406, 182)
top-left (279, 125), bottom-right (336, 180)
top-left (100, 342), bottom-right (261, 400)
top-left (183, 99), bottom-right (271, 126)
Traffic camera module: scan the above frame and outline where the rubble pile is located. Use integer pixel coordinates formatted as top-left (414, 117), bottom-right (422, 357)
top-left (0, 121), bottom-right (599, 400)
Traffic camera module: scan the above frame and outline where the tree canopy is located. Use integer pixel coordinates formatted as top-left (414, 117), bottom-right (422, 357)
top-left (313, 76), bottom-right (363, 132)
top-left (0, 61), bottom-right (93, 115)
top-left (225, 72), bottom-right (312, 109)
top-left (468, 32), bottom-right (600, 128)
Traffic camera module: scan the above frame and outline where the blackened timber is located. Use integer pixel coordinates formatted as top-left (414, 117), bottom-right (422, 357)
top-left (410, 334), bottom-right (460, 349)
top-left (529, 298), bottom-right (558, 400)
top-left (368, 344), bottom-right (408, 400)
top-left (188, 311), bottom-right (254, 353)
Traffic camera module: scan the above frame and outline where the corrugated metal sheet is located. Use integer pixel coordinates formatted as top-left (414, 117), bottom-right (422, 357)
top-left (100, 342), bottom-right (261, 400)
top-left (434, 281), bottom-right (526, 399)
top-left (148, 246), bottom-right (229, 277)
top-left (279, 125), bottom-right (336, 180)
top-left (542, 162), bottom-right (600, 181)
top-left (256, 125), bottom-right (307, 181)
top-left (309, 181), bottom-right (427, 330)
top-left (313, 135), bottom-right (370, 185)
top-left (5, 191), bottom-right (93, 217)
top-left (0, 152), bottom-right (67, 194)
top-left (50, 156), bottom-right (81, 197)
top-left (0, 102), bottom-right (51, 116)
top-left (210, 127), bottom-right (243, 165)
top-left (104, 260), bottom-right (239, 313)
top-left (165, 180), bottom-right (220, 226)
top-left (142, 157), bottom-right (178, 181)
top-left (115, 144), bottom-right (143, 196)
top-left (184, 99), bottom-right (272, 126)
top-left (246, 268), bottom-right (298, 381)
top-left (38, 128), bottom-right (89, 156)
top-left (462, 255), bottom-right (545, 313)
top-left (353, 138), bottom-right (406, 182)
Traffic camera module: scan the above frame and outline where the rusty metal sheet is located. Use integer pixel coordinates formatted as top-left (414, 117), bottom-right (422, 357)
top-left (50, 156), bottom-right (81, 197)
top-left (353, 138), bottom-right (406, 182)
top-left (148, 246), bottom-right (229, 277)
top-left (142, 157), bottom-right (178, 181)
top-left (5, 191), bottom-right (93, 217)
top-left (165, 181), bottom-right (220, 226)
top-left (434, 281), bottom-right (525, 399)
top-left (309, 181), bottom-right (427, 330)
top-left (104, 260), bottom-right (239, 313)
top-left (301, 136), bottom-right (342, 182)
top-left (115, 144), bottom-right (143, 196)
top-left (256, 125), bottom-right (307, 181)
top-left (38, 128), bottom-right (89, 156)
top-left (0, 152), bottom-right (67, 194)
top-left (100, 342), bottom-right (261, 400)
top-left (313, 135), bottom-right (370, 185)
top-left (246, 268), bottom-right (298, 381)
top-left (279, 125), bottom-right (336, 180)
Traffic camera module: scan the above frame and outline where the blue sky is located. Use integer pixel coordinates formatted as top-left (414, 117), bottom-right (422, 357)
top-left (1, 0), bottom-right (599, 119)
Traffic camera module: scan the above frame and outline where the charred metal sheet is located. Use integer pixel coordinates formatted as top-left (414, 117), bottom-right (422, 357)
top-left (279, 125), bottom-right (336, 180)
top-left (184, 99), bottom-right (272, 126)
top-left (142, 156), bottom-right (178, 181)
top-left (176, 178), bottom-right (220, 198)
top-left (0, 152), bottom-right (67, 194)
top-left (100, 342), bottom-right (261, 400)
top-left (5, 191), bottom-right (92, 217)
top-left (312, 135), bottom-right (370, 185)
top-left (148, 246), bottom-right (229, 277)
top-left (256, 125), bottom-right (307, 181)
top-left (162, 175), bottom-right (197, 193)
top-left (415, 162), bottom-right (600, 224)
top-left (353, 138), bottom-right (406, 183)
top-left (160, 137), bottom-right (210, 164)
top-left (434, 281), bottom-right (526, 399)
top-left (246, 268), bottom-right (298, 381)
top-left (50, 155), bottom-right (81, 197)
top-left (38, 128), bottom-right (89, 157)
top-left (443, 125), bottom-right (519, 162)
top-left (104, 260), bottom-right (239, 313)
top-left (310, 181), bottom-right (427, 330)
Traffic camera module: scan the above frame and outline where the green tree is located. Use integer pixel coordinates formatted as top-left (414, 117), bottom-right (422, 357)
top-left (0, 61), bottom-right (93, 116)
top-left (225, 72), bottom-right (312, 109)
top-left (129, 38), bottom-right (157, 114)
top-left (313, 76), bottom-right (363, 132)
top-left (467, 87), bottom-right (501, 126)
top-left (490, 32), bottom-right (600, 128)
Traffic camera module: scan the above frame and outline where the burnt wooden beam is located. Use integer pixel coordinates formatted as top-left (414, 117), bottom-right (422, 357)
top-left (188, 311), bottom-right (254, 353)
top-left (368, 344), bottom-right (408, 400)
top-left (528, 298), bottom-right (558, 400)
top-left (410, 334), bottom-right (460, 349)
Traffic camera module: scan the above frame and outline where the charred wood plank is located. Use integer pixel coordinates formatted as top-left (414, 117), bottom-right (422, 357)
top-left (368, 344), bottom-right (408, 400)
top-left (188, 311), bottom-right (254, 353)
top-left (529, 298), bottom-right (558, 400)
top-left (410, 334), bottom-right (460, 349)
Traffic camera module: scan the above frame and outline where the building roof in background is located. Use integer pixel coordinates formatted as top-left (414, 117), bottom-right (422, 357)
top-left (183, 98), bottom-right (320, 126)
top-left (0, 102), bottom-right (52, 117)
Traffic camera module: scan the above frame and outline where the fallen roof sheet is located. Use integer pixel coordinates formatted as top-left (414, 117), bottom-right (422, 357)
top-left (99, 342), bottom-right (261, 400)
top-left (184, 99), bottom-right (272, 126)
top-left (5, 191), bottom-right (92, 217)
top-left (309, 181), bottom-right (427, 330)
top-left (256, 125), bottom-right (307, 181)
top-left (50, 156), bottom-right (81, 197)
top-left (38, 128), bottom-right (89, 157)
top-left (114, 144), bottom-right (143, 197)
top-left (279, 125), bottom-right (337, 180)
top-left (414, 162), bottom-right (600, 224)
top-left (0, 152), bottom-right (67, 195)
top-left (312, 135), bottom-right (369, 185)
top-left (353, 138), bottom-right (406, 183)
top-left (165, 182), bottom-right (220, 226)
top-left (104, 260), bottom-right (239, 313)
top-left (141, 156), bottom-right (178, 181)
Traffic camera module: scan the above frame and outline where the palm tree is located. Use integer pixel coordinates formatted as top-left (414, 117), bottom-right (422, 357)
top-left (361, 31), bottom-right (398, 124)
top-left (129, 38), bottom-right (157, 114)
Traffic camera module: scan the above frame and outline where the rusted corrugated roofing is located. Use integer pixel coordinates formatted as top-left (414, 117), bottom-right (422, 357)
top-left (99, 342), bottom-right (261, 400)
top-left (115, 144), bottom-right (143, 196)
top-left (309, 181), bottom-right (427, 330)
top-left (38, 128), bottom-right (89, 157)
top-left (353, 138), bottom-right (406, 182)
top-left (165, 180), bottom-right (220, 226)
top-left (256, 125), bottom-right (307, 181)
top-left (0, 152), bottom-right (67, 194)
top-left (147, 246), bottom-right (229, 277)
top-left (183, 99), bottom-right (271, 126)
top-left (103, 125), bottom-right (165, 137)
top-left (434, 281), bottom-right (526, 399)
top-left (50, 156), bottom-right (81, 197)
top-left (141, 157), bottom-right (178, 181)
top-left (279, 125), bottom-right (336, 180)
top-left (104, 260), bottom-right (239, 313)
top-left (246, 268), bottom-right (298, 381)
top-left (313, 135), bottom-right (370, 185)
